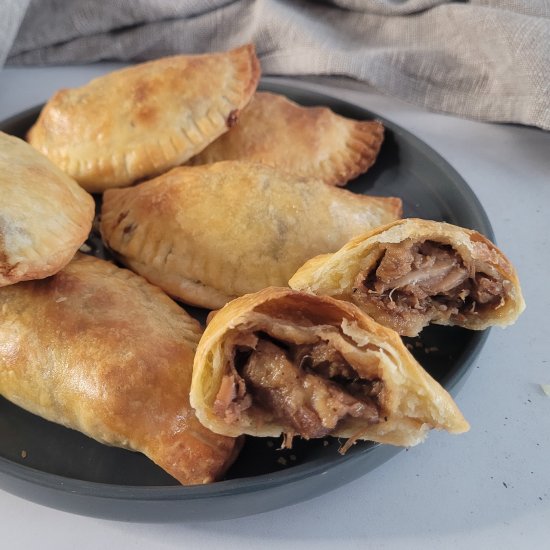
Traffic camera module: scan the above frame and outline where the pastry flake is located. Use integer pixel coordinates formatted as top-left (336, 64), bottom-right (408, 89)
top-left (100, 161), bottom-right (402, 309)
top-left (289, 218), bottom-right (525, 336)
top-left (190, 287), bottom-right (469, 446)
top-left (27, 44), bottom-right (261, 192)
top-left (189, 91), bottom-right (384, 186)
top-left (0, 131), bottom-right (94, 287)
top-left (0, 254), bottom-right (240, 485)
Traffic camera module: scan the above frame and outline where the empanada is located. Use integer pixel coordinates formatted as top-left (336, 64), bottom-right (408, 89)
top-left (27, 44), bottom-right (260, 192)
top-left (289, 218), bottom-right (525, 337)
top-left (0, 254), bottom-right (239, 485)
top-left (0, 131), bottom-right (94, 287)
top-left (189, 91), bottom-right (384, 186)
top-left (190, 287), bottom-right (469, 447)
top-left (100, 161), bottom-right (402, 309)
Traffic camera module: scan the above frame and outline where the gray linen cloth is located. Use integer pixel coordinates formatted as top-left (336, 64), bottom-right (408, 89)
top-left (1, 0), bottom-right (549, 129)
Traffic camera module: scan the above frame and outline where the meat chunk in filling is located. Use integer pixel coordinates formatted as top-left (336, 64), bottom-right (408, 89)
top-left (357, 240), bottom-right (504, 335)
top-left (214, 337), bottom-right (381, 439)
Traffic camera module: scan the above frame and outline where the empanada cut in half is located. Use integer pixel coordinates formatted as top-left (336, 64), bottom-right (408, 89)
top-left (0, 131), bottom-right (94, 287)
top-left (0, 254), bottom-right (240, 485)
top-left (190, 287), bottom-right (469, 447)
top-left (289, 218), bottom-right (525, 337)
top-left (189, 91), bottom-right (384, 186)
top-left (27, 44), bottom-right (260, 192)
top-left (100, 161), bottom-right (402, 309)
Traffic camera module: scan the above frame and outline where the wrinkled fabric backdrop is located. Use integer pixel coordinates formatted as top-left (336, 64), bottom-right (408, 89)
top-left (1, 0), bottom-right (549, 129)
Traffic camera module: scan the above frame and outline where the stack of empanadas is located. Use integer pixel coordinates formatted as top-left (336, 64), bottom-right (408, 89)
top-left (0, 44), bottom-right (525, 486)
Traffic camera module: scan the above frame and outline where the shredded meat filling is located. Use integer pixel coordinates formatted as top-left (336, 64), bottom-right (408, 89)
top-left (358, 240), bottom-right (504, 334)
top-left (214, 336), bottom-right (381, 438)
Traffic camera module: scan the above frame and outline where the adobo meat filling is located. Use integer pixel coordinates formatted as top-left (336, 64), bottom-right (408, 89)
top-left (360, 240), bottom-right (504, 322)
top-left (214, 335), bottom-right (382, 439)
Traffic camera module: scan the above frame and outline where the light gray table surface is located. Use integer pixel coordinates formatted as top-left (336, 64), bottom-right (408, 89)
top-left (0, 66), bottom-right (549, 549)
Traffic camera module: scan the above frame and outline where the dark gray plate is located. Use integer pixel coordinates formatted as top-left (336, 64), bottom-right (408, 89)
top-left (0, 81), bottom-right (492, 521)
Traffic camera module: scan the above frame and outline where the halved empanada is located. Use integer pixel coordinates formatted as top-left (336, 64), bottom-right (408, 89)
top-left (190, 287), bottom-right (469, 447)
top-left (189, 91), bottom-right (384, 186)
top-left (0, 131), bottom-right (94, 287)
top-left (100, 161), bottom-right (402, 309)
top-left (289, 218), bottom-right (525, 337)
top-left (0, 254), bottom-right (240, 485)
top-left (27, 45), bottom-right (260, 192)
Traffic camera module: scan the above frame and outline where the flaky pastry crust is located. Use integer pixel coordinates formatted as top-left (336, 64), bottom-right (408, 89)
top-left (0, 254), bottom-right (239, 485)
top-left (0, 132), bottom-right (94, 287)
top-left (27, 45), bottom-right (260, 192)
top-left (290, 218), bottom-right (525, 336)
top-left (190, 287), bottom-right (469, 446)
top-left (189, 91), bottom-right (384, 186)
top-left (100, 161), bottom-right (402, 309)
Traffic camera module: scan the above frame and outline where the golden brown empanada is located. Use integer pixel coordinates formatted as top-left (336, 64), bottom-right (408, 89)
top-left (289, 218), bottom-right (525, 337)
top-left (0, 254), bottom-right (239, 485)
top-left (0, 131), bottom-right (94, 287)
top-left (100, 161), bottom-right (402, 309)
top-left (189, 91), bottom-right (384, 186)
top-left (190, 287), bottom-right (469, 447)
top-left (27, 45), bottom-right (260, 192)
